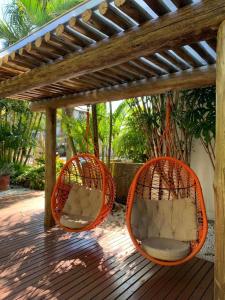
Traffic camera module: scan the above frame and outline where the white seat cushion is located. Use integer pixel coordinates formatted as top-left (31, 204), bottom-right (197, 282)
top-left (142, 237), bottom-right (190, 261)
top-left (131, 198), bottom-right (197, 242)
top-left (60, 183), bottom-right (102, 229)
top-left (60, 214), bottom-right (92, 229)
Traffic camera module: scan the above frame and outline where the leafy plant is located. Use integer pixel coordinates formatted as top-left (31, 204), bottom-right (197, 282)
top-left (113, 115), bottom-right (147, 162)
top-left (124, 93), bottom-right (194, 164)
top-left (16, 163), bottom-right (45, 190)
top-left (0, 0), bottom-right (84, 47)
top-left (12, 156), bottom-right (64, 190)
top-left (0, 99), bottom-right (43, 166)
top-left (177, 86), bottom-right (215, 168)
top-left (0, 162), bottom-right (14, 177)
top-left (59, 108), bottom-right (88, 154)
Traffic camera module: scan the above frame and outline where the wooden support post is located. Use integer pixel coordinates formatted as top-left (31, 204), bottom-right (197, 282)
top-left (214, 20), bottom-right (225, 300)
top-left (45, 108), bottom-right (56, 228)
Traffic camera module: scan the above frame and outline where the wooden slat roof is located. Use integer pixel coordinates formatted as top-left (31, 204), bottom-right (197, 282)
top-left (0, 0), bottom-right (222, 109)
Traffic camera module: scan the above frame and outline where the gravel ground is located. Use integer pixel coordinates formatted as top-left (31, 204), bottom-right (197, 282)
top-left (197, 221), bottom-right (214, 262)
top-left (1, 187), bottom-right (215, 262)
top-left (0, 186), bottom-right (33, 197)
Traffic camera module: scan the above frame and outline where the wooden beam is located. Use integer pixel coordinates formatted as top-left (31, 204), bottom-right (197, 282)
top-left (0, 0), bottom-right (223, 98)
top-left (214, 20), bottom-right (225, 300)
top-left (45, 108), bottom-right (56, 228)
top-left (30, 65), bottom-right (216, 111)
top-left (115, 0), bottom-right (151, 24)
top-left (99, 1), bottom-right (133, 30)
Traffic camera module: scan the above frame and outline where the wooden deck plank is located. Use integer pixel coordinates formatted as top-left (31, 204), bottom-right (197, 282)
top-left (162, 260), bottom-right (208, 299)
top-left (78, 252), bottom-right (144, 300)
top-left (67, 255), bottom-right (148, 300)
top-left (140, 258), bottom-right (200, 299)
top-left (201, 281), bottom-right (214, 300)
top-left (1, 232), bottom-right (92, 276)
top-left (16, 238), bottom-right (133, 300)
top-left (48, 245), bottom-right (140, 300)
top-left (115, 264), bottom-right (162, 300)
top-left (1, 238), bottom-right (99, 298)
top-left (93, 262), bottom-right (161, 300)
top-left (149, 258), bottom-right (201, 299)
top-left (177, 263), bottom-right (213, 299)
top-left (0, 227), bottom-right (65, 261)
top-left (0, 191), bottom-right (214, 300)
top-left (104, 261), bottom-right (156, 300)
top-left (130, 262), bottom-right (190, 299)
top-left (1, 231), bottom-right (128, 299)
top-left (29, 246), bottom-right (137, 300)
top-left (189, 265), bottom-right (214, 299)
top-left (128, 266), bottom-right (171, 300)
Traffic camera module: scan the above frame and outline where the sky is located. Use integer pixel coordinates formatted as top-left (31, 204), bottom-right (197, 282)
top-left (0, 0), bottom-right (10, 18)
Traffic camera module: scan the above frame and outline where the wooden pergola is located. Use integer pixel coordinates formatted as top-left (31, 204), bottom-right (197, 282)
top-left (0, 0), bottom-right (224, 297)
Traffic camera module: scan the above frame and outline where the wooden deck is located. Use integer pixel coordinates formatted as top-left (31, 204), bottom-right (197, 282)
top-left (0, 191), bottom-right (214, 300)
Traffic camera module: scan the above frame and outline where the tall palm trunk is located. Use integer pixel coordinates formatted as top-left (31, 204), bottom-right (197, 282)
top-left (91, 104), bottom-right (99, 158)
top-left (64, 108), bottom-right (77, 158)
top-left (107, 102), bottom-right (113, 168)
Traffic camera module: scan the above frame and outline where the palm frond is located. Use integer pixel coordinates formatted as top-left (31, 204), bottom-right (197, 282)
top-left (0, 0), bottom-right (85, 48)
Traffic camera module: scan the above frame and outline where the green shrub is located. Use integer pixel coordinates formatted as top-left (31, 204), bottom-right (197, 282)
top-left (10, 156), bottom-right (65, 190)
top-left (0, 162), bottom-right (14, 176)
top-left (15, 164), bottom-right (45, 190)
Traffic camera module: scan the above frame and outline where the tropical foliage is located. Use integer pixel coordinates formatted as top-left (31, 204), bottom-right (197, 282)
top-left (0, 99), bottom-right (43, 165)
top-left (114, 93), bottom-right (194, 164)
top-left (178, 86), bottom-right (215, 168)
top-left (0, 0), bottom-right (216, 190)
top-left (60, 103), bottom-right (118, 162)
top-left (0, 0), bottom-right (84, 189)
top-left (113, 87), bottom-right (215, 166)
top-left (12, 156), bottom-right (64, 190)
top-left (59, 107), bottom-right (87, 154)
top-left (0, 0), bottom-right (83, 46)
top-left (113, 112), bottom-right (147, 162)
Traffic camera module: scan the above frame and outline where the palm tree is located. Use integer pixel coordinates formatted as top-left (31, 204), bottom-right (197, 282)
top-left (91, 104), bottom-right (100, 159)
top-left (0, 0), bottom-right (84, 157)
top-left (0, 0), bottom-right (83, 47)
top-left (107, 102), bottom-right (113, 168)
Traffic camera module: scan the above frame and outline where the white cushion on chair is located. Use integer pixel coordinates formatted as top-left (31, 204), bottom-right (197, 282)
top-left (60, 183), bottom-right (102, 229)
top-left (60, 214), bottom-right (92, 229)
top-left (131, 198), bottom-right (197, 242)
top-left (142, 237), bottom-right (190, 261)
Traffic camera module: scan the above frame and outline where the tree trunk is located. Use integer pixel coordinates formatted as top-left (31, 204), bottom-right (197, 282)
top-left (107, 102), bottom-right (113, 168)
top-left (64, 108), bottom-right (77, 157)
top-left (91, 104), bottom-right (99, 158)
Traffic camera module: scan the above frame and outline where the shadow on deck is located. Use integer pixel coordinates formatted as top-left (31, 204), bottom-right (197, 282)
top-left (0, 192), bottom-right (213, 300)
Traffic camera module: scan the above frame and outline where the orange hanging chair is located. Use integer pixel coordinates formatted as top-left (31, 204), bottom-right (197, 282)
top-left (51, 106), bottom-right (115, 232)
top-left (126, 97), bottom-right (208, 266)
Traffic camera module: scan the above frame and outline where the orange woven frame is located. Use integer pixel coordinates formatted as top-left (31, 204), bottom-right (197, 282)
top-left (126, 156), bottom-right (208, 266)
top-left (51, 154), bottom-right (115, 232)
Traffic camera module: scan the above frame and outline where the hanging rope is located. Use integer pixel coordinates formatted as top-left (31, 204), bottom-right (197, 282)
top-left (165, 95), bottom-right (172, 156)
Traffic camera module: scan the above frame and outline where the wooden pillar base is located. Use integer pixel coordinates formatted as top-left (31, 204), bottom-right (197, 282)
top-left (44, 108), bottom-right (56, 228)
top-left (214, 20), bottom-right (225, 300)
